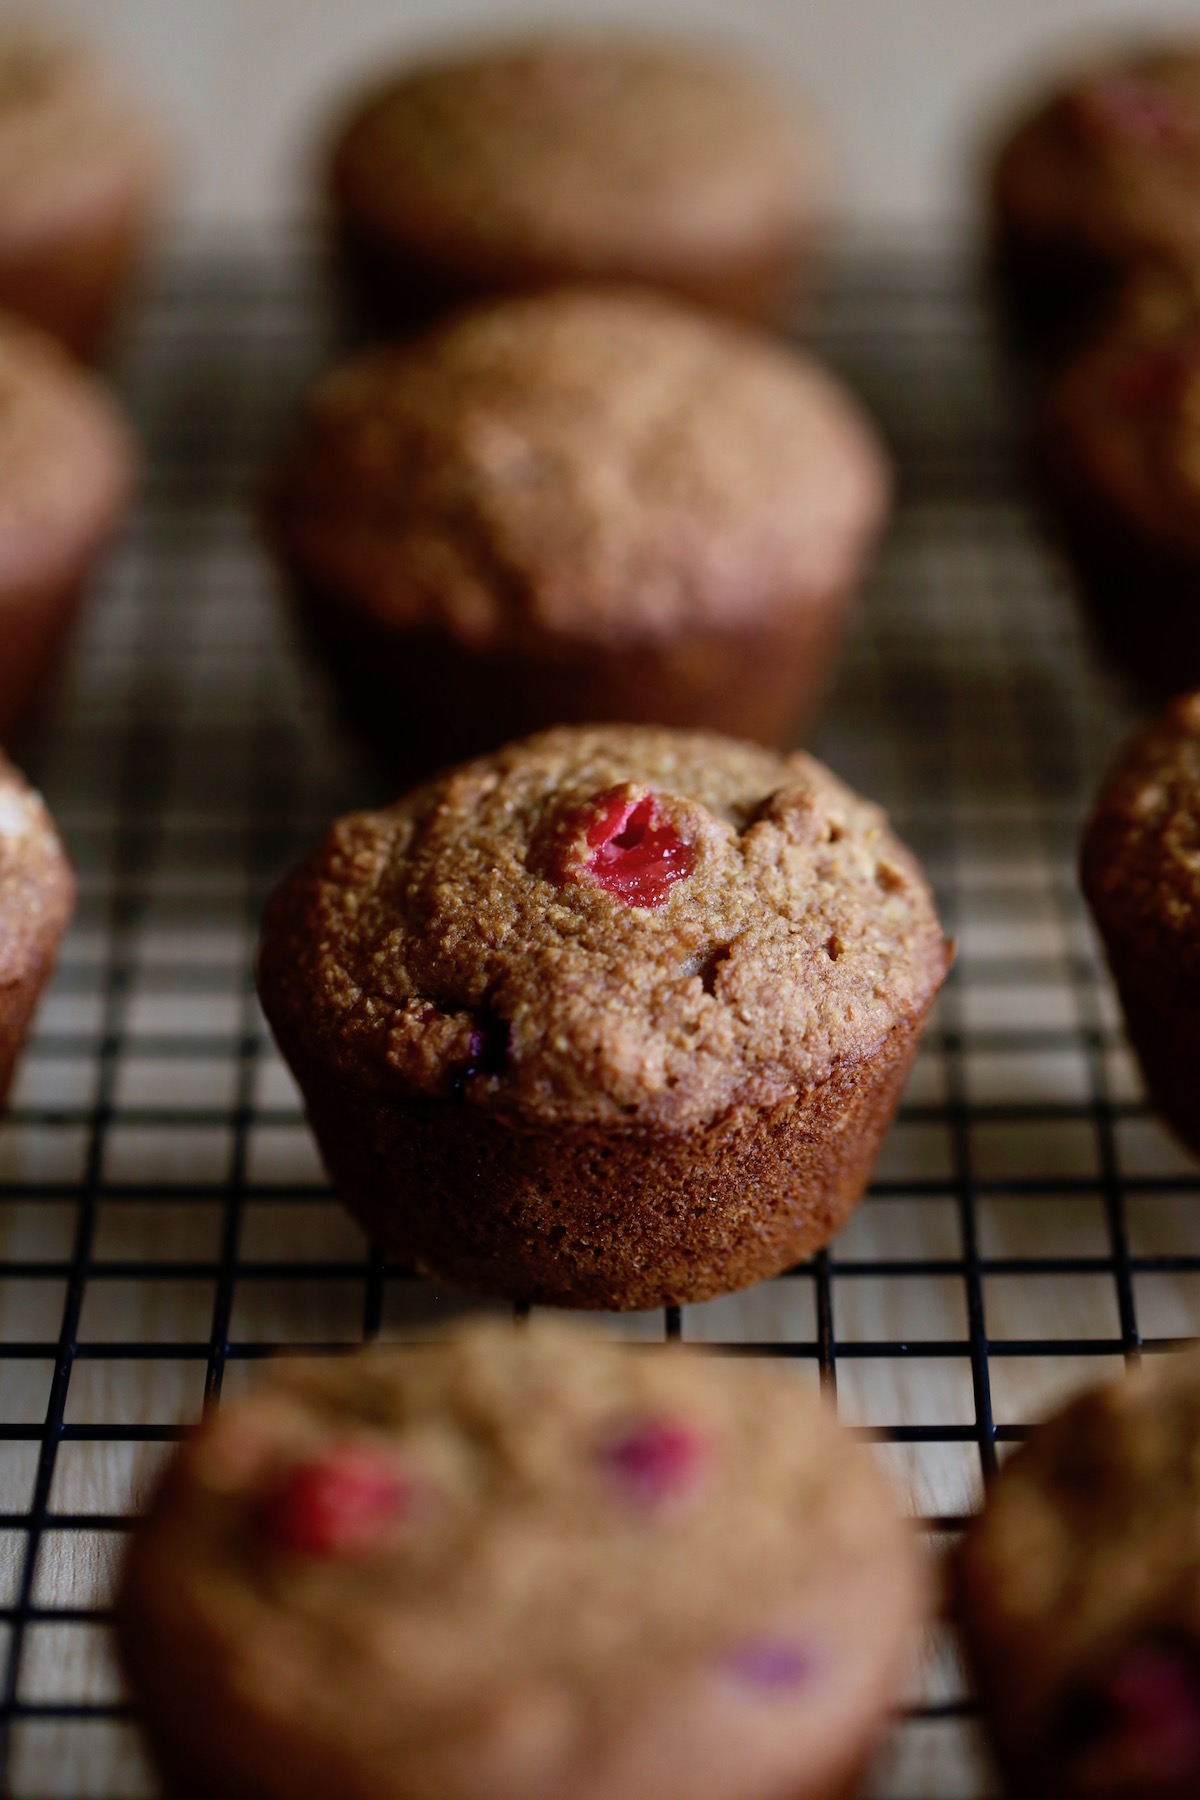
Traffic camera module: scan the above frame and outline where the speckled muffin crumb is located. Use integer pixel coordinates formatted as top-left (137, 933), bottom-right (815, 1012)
top-left (0, 752), bottom-right (74, 1101)
top-left (119, 1321), bottom-right (926, 1800)
top-left (959, 1348), bottom-right (1200, 1799)
top-left (261, 286), bottom-right (889, 767)
top-left (327, 32), bottom-right (823, 329)
top-left (257, 725), bottom-right (950, 1308)
top-left (1082, 691), bottom-right (1200, 1156)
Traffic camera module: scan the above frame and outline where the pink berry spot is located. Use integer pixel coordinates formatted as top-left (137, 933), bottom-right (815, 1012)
top-left (1061, 1640), bottom-right (1200, 1785)
top-left (722, 1641), bottom-right (820, 1693)
top-left (1071, 74), bottom-right (1200, 153)
top-left (262, 1444), bottom-right (412, 1559)
top-left (601, 1416), bottom-right (711, 1508)
top-left (576, 788), bottom-right (695, 908)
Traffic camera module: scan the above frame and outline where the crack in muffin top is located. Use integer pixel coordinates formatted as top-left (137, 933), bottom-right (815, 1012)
top-left (261, 286), bottom-right (889, 653)
top-left (329, 35), bottom-right (818, 275)
top-left (258, 727), bottom-right (949, 1133)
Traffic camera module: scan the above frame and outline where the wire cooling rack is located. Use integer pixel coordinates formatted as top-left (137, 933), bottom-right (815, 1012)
top-left (0, 237), bottom-right (1186, 1799)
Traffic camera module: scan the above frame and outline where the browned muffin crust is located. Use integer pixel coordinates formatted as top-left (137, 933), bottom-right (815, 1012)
top-left (991, 43), bottom-right (1200, 355)
top-left (327, 33), bottom-right (821, 330)
top-left (1081, 692), bottom-right (1200, 1156)
top-left (958, 1350), bottom-right (1200, 1800)
top-left (0, 752), bottom-right (74, 1102)
top-left (257, 725), bottom-right (950, 1308)
top-left (0, 311), bottom-right (136, 742)
top-left (262, 287), bottom-right (890, 768)
top-left (0, 23), bottom-right (165, 358)
top-left (1038, 266), bottom-right (1200, 692)
top-left (119, 1323), bottom-right (926, 1800)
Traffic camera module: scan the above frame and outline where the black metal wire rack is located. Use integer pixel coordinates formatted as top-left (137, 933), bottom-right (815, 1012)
top-left (0, 238), bottom-right (1189, 1800)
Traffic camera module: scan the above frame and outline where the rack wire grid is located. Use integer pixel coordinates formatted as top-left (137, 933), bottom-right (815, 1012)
top-left (0, 235), bottom-right (1181, 1800)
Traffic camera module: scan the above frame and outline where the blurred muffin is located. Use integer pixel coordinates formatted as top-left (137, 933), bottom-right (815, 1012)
top-left (959, 1349), bottom-right (1200, 1800)
top-left (260, 287), bottom-right (889, 775)
top-left (326, 33), bottom-right (823, 331)
top-left (119, 1322), bottom-right (926, 1800)
top-left (256, 724), bottom-right (950, 1311)
top-left (1081, 692), bottom-right (1200, 1159)
top-left (990, 43), bottom-right (1200, 357)
top-left (0, 21), bottom-right (165, 359)
top-left (1038, 266), bottom-right (1200, 694)
top-left (0, 752), bottom-right (73, 1103)
top-left (0, 312), bottom-right (136, 743)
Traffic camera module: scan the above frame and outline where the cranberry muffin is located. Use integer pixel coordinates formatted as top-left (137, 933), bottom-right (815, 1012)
top-left (1038, 266), bottom-right (1200, 694)
top-left (326, 32), bottom-right (823, 332)
top-left (119, 1321), bottom-right (926, 1800)
top-left (0, 21), bottom-right (165, 359)
top-left (256, 725), bottom-right (950, 1310)
top-left (0, 312), bottom-right (136, 744)
top-left (1081, 692), bottom-right (1200, 1157)
top-left (990, 43), bottom-right (1200, 358)
top-left (261, 287), bottom-right (890, 774)
top-left (0, 753), bottom-right (74, 1102)
top-left (958, 1349), bottom-right (1200, 1800)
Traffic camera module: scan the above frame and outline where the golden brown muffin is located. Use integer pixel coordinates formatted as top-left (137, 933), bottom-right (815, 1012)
top-left (1038, 266), bottom-right (1200, 694)
top-left (119, 1322), bottom-right (926, 1800)
top-left (261, 286), bottom-right (890, 774)
top-left (0, 311), bottom-right (136, 744)
top-left (990, 43), bottom-right (1200, 359)
top-left (0, 751), bottom-right (74, 1102)
top-left (958, 1349), bottom-right (1200, 1800)
top-left (1081, 692), bottom-right (1200, 1157)
top-left (326, 32), bottom-right (823, 331)
top-left (0, 21), bottom-right (166, 359)
top-left (256, 725), bottom-right (951, 1310)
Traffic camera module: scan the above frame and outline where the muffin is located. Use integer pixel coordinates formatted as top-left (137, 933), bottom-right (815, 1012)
top-left (260, 286), bottom-right (890, 774)
top-left (1038, 266), bottom-right (1200, 694)
top-left (0, 752), bottom-right (74, 1103)
top-left (989, 43), bottom-right (1200, 358)
top-left (958, 1349), bottom-right (1200, 1799)
top-left (256, 725), bottom-right (951, 1310)
top-left (0, 21), bottom-right (165, 359)
top-left (0, 311), bottom-right (136, 744)
top-left (1081, 691), bottom-right (1200, 1157)
top-left (326, 32), bottom-right (823, 332)
top-left (118, 1320), bottom-right (926, 1800)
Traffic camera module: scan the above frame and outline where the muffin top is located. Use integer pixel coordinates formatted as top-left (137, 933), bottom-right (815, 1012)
top-left (329, 34), bottom-right (818, 284)
top-left (119, 1322), bottom-right (922, 1798)
top-left (0, 23), bottom-right (162, 247)
top-left (257, 725), bottom-right (949, 1134)
top-left (0, 752), bottom-right (73, 991)
top-left (1043, 267), bottom-right (1200, 553)
top-left (0, 312), bottom-right (135, 591)
top-left (1081, 692), bottom-right (1200, 976)
top-left (993, 45), bottom-right (1200, 263)
top-left (959, 1349), bottom-right (1200, 1789)
top-left (262, 287), bottom-right (889, 654)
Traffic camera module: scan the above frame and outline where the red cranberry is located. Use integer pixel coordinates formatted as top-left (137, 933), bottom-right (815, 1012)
top-left (574, 788), bottom-right (695, 908)
top-left (600, 1416), bottom-right (710, 1507)
top-left (261, 1444), bottom-right (412, 1558)
top-left (1072, 74), bottom-right (1200, 153)
top-left (1060, 1639), bottom-right (1200, 1787)
top-left (1109, 352), bottom-right (1186, 414)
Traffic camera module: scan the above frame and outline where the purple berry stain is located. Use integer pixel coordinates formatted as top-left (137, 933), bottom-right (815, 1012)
top-left (722, 1641), bottom-right (820, 1694)
top-left (601, 1416), bottom-right (710, 1507)
top-left (1060, 1638), bottom-right (1200, 1786)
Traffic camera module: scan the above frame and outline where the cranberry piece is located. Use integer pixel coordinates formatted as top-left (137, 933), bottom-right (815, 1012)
top-left (1059, 1639), bottom-right (1200, 1788)
top-left (1072, 74), bottom-right (1200, 153)
top-left (261, 1444), bottom-right (412, 1558)
top-left (600, 1416), bottom-right (710, 1507)
top-left (721, 1641), bottom-right (819, 1693)
top-left (576, 789), bottom-right (695, 908)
